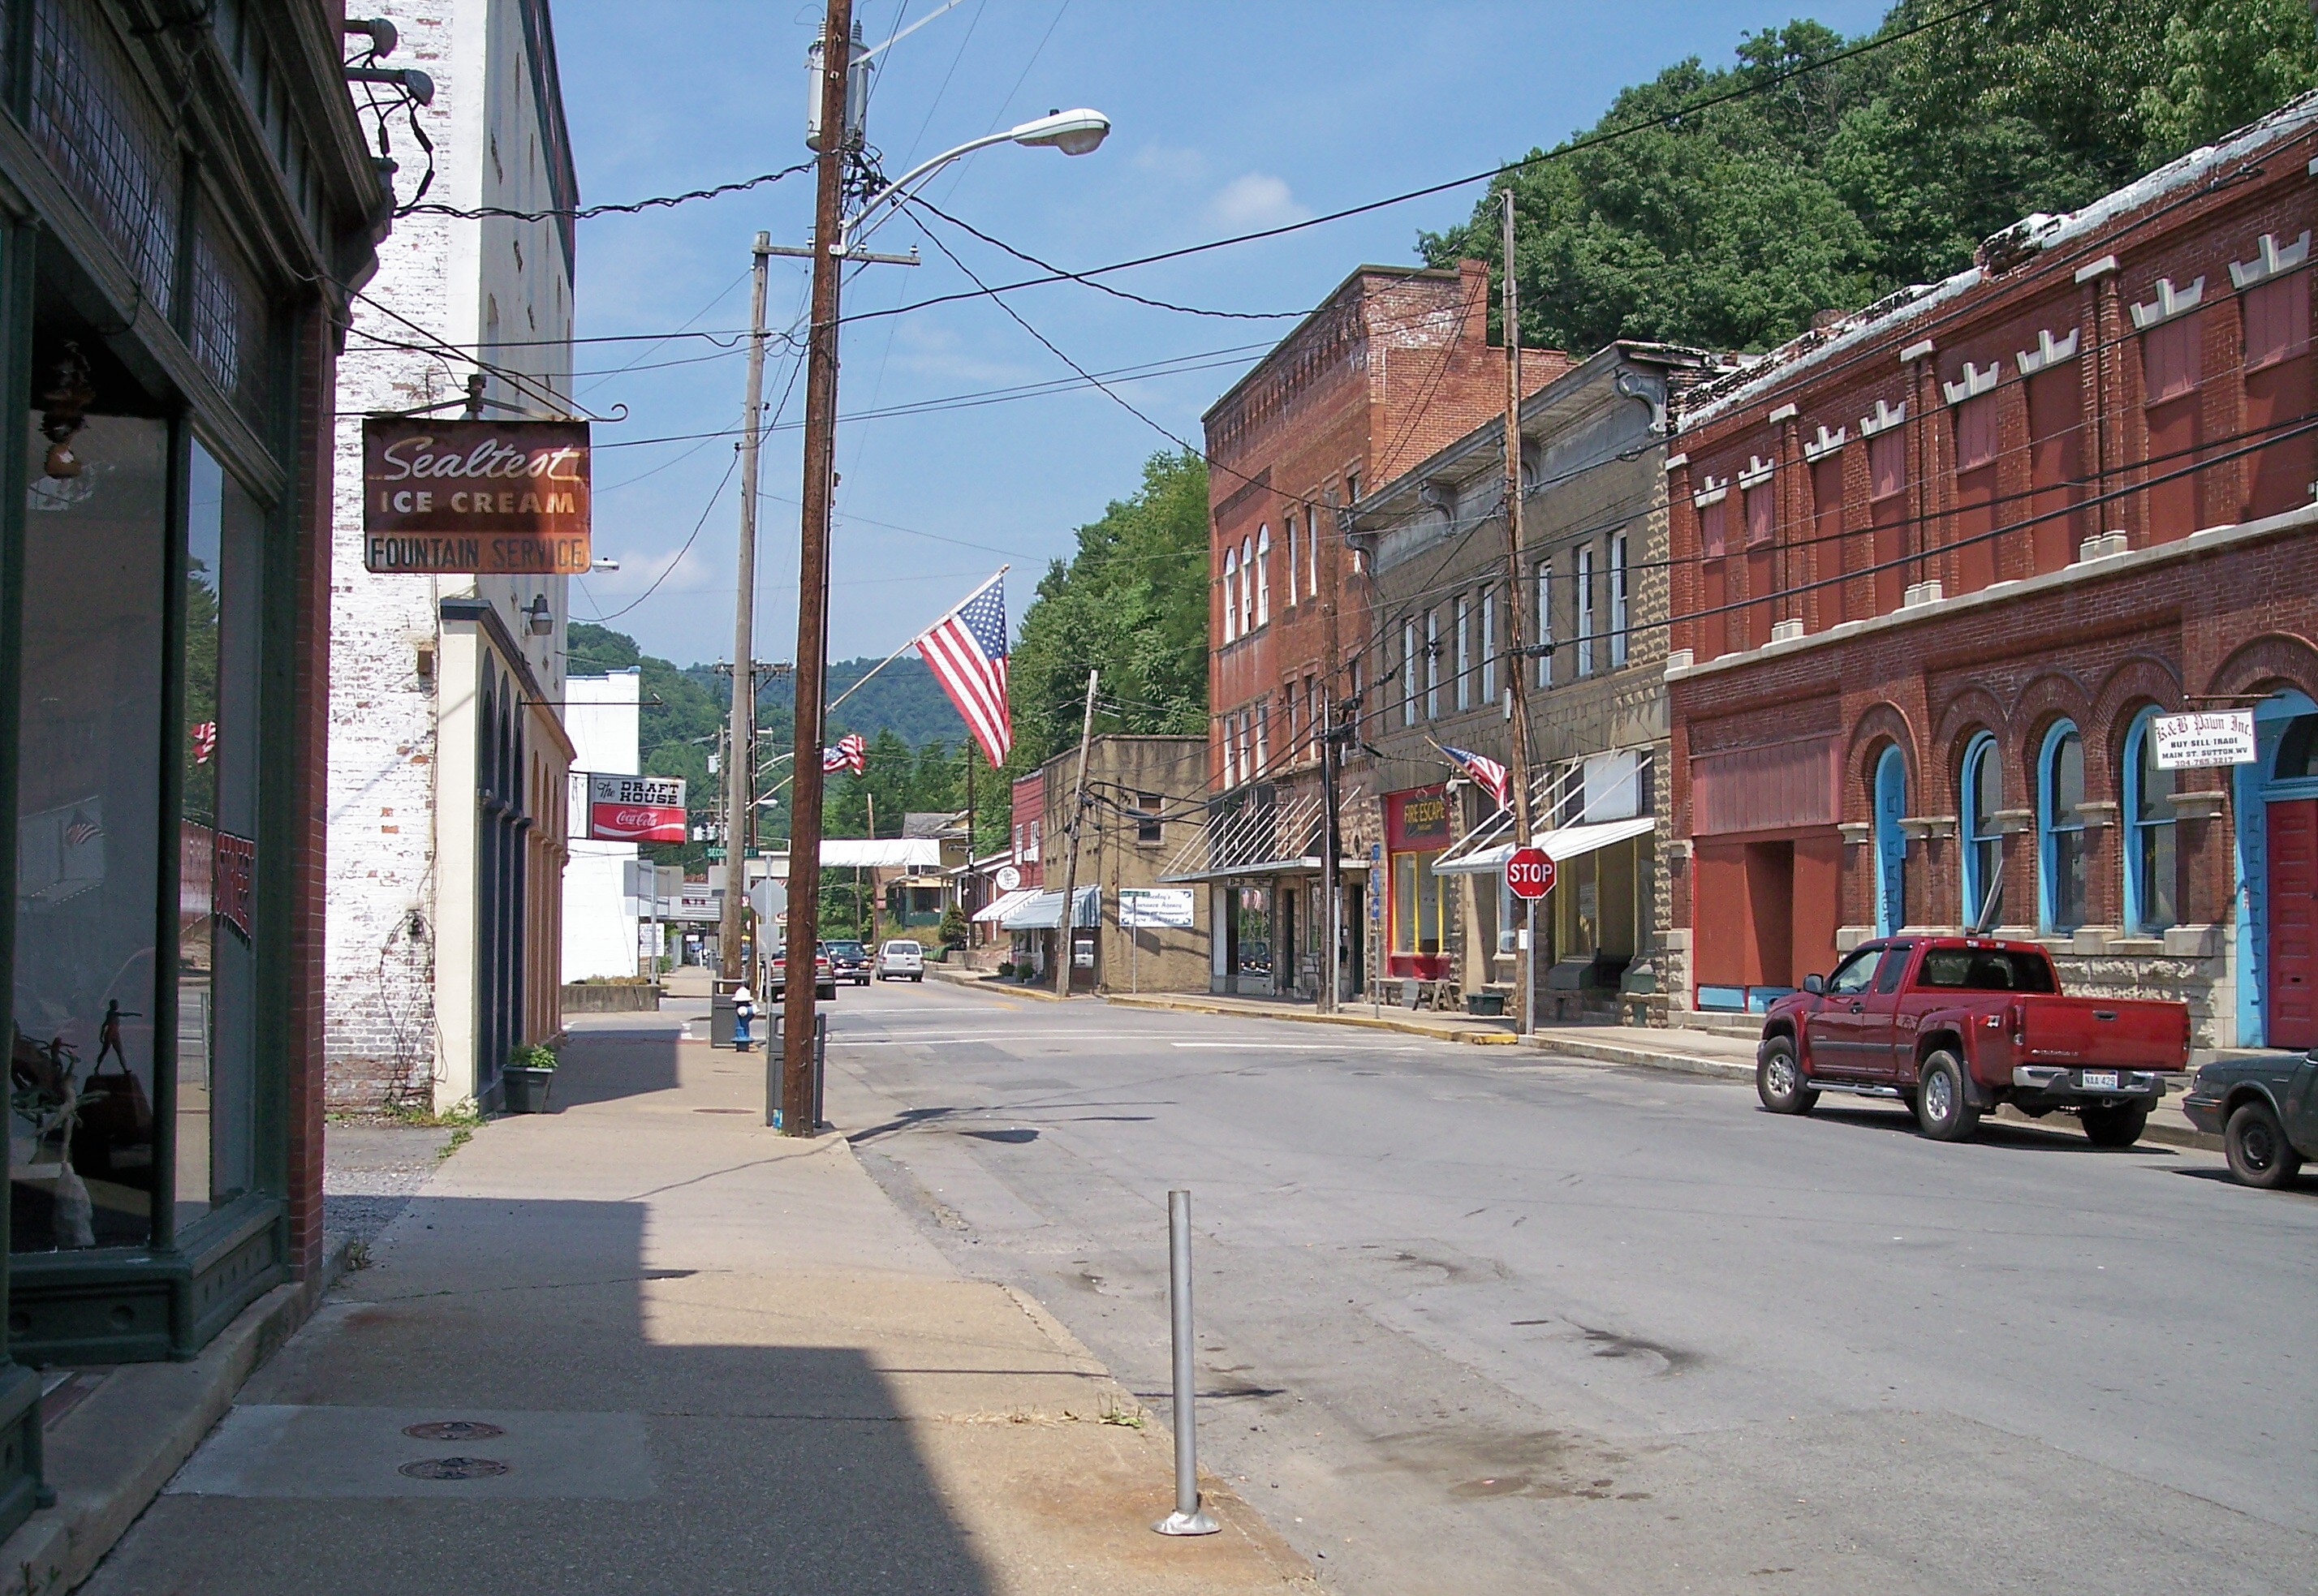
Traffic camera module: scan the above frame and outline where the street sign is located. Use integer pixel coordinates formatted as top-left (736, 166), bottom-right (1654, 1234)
top-left (2151, 710), bottom-right (2256, 769)
top-left (1119, 888), bottom-right (1195, 927)
top-left (585, 773), bottom-right (687, 843)
top-left (1506, 845), bottom-right (1556, 901)
top-left (361, 418), bottom-right (591, 574)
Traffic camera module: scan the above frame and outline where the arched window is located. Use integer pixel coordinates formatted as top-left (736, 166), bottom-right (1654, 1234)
top-left (1960, 732), bottom-right (2001, 929)
top-left (1255, 525), bottom-right (1271, 626)
top-left (2277, 713), bottom-right (2318, 781)
top-left (1221, 547), bottom-right (1239, 642)
top-left (2123, 707), bottom-right (2177, 935)
top-left (1872, 743), bottom-right (1908, 936)
top-left (2039, 721), bottom-right (2087, 933)
top-left (1239, 536), bottom-right (1253, 635)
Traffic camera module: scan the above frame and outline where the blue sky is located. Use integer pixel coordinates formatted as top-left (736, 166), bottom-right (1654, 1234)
top-left (556, 0), bottom-right (1892, 667)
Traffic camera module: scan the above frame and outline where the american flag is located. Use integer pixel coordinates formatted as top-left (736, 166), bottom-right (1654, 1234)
top-left (914, 570), bottom-right (1010, 768)
top-left (191, 721), bottom-right (217, 765)
top-left (822, 733), bottom-right (866, 774)
top-left (1442, 745), bottom-right (1510, 812)
top-left (63, 808), bottom-right (103, 847)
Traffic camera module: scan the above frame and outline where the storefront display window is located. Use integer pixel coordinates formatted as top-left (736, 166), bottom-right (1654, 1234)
top-left (177, 441), bottom-right (262, 1231)
top-left (14, 409), bottom-right (167, 1251)
top-left (1385, 787), bottom-right (1450, 978)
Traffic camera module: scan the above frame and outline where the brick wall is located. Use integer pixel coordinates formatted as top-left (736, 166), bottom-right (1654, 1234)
top-left (1661, 100), bottom-right (2318, 1036)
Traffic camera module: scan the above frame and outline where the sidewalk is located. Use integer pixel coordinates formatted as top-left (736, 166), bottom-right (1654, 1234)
top-left (1101, 989), bottom-right (2219, 1152)
top-left (79, 1012), bottom-right (1313, 1595)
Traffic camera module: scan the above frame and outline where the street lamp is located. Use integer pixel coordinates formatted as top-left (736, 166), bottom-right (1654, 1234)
top-left (779, 5), bottom-right (1111, 1138)
top-left (842, 109), bottom-right (1111, 254)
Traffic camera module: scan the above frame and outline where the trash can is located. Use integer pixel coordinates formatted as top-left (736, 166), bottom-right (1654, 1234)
top-left (765, 1013), bottom-right (827, 1131)
top-left (709, 993), bottom-right (736, 1048)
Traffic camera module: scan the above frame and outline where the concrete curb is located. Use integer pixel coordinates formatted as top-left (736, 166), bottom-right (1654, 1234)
top-left (1516, 1032), bottom-right (1756, 1078)
top-left (1104, 992), bottom-right (1519, 1044)
top-left (926, 965), bottom-right (1071, 1002)
top-left (0, 1232), bottom-right (354, 1594)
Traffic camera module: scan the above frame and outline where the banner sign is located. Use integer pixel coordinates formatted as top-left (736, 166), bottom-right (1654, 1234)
top-left (1119, 888), bottom-right (1196, 928)
top-left (2150, 710), bottom-right (2256, 770)
top-left (585, 773), bottom-right (687, 843)
top-left (362, 418), bottom-right (591, 574)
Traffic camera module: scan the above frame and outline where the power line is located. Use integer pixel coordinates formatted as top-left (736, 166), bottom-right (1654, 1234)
top-left (403, 161), bottom-right (816, 223)
top-left (844, 0), bottom-right (1997, 330)
top-left (588, 446), bottom-right (743, 622)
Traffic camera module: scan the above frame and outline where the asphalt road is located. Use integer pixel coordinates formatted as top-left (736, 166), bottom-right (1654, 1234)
top-left (825, 979), bottom-right (2316, 1596)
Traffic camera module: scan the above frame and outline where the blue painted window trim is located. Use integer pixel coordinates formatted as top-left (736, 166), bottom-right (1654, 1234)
top-left (1960, 732), bottom-right (1998, 927)
top-left (1872, 744), bottom-right (1908, 937)
top-left (2038, 719), bottom-right (2084, 933)
top-left (2122, 706), bottom-right (2175, 936)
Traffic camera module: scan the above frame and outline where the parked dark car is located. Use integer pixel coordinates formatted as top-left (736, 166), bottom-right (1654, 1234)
top-left (2182, 1050), bottom-right (2317, 1188)
top-left (821, 940), bottom-right (872, 985)
top-left (1756, 937), bottom-right (2189, 1146)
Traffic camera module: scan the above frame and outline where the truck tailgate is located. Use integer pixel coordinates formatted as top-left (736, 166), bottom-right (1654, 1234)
top-left (2018, 996), bottom-right (2188, 1072)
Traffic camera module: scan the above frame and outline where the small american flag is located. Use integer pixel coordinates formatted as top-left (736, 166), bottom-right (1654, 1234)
top-left (192, 721), bottom-right (217, 765)
top-left (914, 570), bottom-right (1010, 768)
top-left (822, 733), bottom-right (866, 775)
top-left (1442, 745), bottom-right (1510, 812)
top-left (63, 808), bottom-right (103, 847)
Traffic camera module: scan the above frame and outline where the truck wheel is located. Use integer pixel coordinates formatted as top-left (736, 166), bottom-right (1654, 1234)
top-left (1915, 1051), bottom-right (1981, 1142)
top-left (2080, 1102), bottom-right (2149, 1150)
top-left (1756, 1037), bottom-right (1818, 1115)
top-left (2225, 1099), bottom-right (2304, 1189)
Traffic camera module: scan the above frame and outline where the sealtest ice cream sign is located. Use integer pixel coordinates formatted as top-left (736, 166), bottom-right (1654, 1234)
top-left (362, 419), bottom-right (591, 574)
top-left (586, 774), bottom-right (687, 844)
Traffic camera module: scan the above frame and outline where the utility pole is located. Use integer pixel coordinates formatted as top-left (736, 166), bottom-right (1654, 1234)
top-left (864, 789), bottom-right (879, 949)
top-left (1498, 189), bottom-right (1538, 1039)
top-left (780, 0), bottom-right (854, 1134)
top-left (720, 232), bottom-right (773, 985)
top-left (1051, 668), bottom-right (1098, 997)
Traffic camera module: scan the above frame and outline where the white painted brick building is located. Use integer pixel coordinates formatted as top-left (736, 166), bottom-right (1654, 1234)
top-left (326, 0), bottom-right (580, 1111)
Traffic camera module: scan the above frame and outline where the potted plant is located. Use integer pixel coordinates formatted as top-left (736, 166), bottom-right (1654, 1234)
top-left (502, 1041), bottom-right (557, 1114)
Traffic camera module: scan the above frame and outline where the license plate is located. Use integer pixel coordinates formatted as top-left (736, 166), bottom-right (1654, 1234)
top-left (2081, 1070), bottom-right (2119, 1091)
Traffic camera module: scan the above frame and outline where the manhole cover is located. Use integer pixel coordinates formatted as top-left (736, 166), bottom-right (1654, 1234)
top-left (399, 1456), bottom-right (509, 1481)
top-left (403, 1420), bottom-right (505, 1442)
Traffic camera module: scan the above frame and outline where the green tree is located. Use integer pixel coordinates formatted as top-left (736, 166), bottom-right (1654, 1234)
top-left (1007, 449), bottom-right (1209, 780)
top-left (1419, 2), bottom-right (2318, 355)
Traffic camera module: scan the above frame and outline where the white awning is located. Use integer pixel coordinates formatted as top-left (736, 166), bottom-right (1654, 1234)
top-left (972, 888), bottom-right (1039, 924)
top-left (820, 838), bottom-right (941, 869)
top-left (1432, 815), bottom-right (1656, 875)
top-left (1000, 885), bottom-right (1098, 931)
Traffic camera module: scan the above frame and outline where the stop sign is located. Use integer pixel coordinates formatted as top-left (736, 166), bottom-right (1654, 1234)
top-left (1506, 845), bottom-right (1556, 900)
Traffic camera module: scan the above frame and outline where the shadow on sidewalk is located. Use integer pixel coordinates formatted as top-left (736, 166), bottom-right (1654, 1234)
top-left (546, 1026), bottom-right (684, 1108)
top-left (83, 1194), bottom-right (1003, 1596)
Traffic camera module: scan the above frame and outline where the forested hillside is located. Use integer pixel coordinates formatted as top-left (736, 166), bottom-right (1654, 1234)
top-left (1420, 0), bottom-right (2318, 355)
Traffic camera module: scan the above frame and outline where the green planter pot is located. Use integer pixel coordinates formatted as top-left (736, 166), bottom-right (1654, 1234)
top-left (502, 1065), bottom-right (556, 1114)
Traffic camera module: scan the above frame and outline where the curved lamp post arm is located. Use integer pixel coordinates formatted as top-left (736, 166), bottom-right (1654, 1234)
top-left (840, 109), bottom-right (1109, 255)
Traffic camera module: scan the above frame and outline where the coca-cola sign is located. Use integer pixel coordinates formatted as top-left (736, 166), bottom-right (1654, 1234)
top-left (362, 418), bottom-right (591, 574)
top-left (585, 772), bottom-right (687, 844)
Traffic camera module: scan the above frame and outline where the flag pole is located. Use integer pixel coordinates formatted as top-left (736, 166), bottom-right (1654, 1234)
top-left (828, 566), bottom-right (1007, 716)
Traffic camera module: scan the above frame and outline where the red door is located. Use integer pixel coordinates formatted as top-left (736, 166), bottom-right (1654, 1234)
top-left (2269, 800), bottom-right (2318, 1050)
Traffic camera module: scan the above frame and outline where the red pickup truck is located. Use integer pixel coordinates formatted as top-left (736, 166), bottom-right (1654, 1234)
top-left (1755, 937), bottom-right (2190, 1146)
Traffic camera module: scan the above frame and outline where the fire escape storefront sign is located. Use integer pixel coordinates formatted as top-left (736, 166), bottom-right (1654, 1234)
top-left (362, 419), bottom-right (592, 574)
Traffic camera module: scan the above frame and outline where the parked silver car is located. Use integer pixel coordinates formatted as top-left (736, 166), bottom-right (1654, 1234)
top-left (877, 939), bottom-right (925, 982)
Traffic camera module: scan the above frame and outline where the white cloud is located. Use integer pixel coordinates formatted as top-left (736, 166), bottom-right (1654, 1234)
top-left (1205, 173), bottom-right (1311, 230)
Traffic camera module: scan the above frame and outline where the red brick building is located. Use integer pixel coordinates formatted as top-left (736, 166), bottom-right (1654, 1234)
top-left (1177, 261), bottom-right (1562, 996)
top-left (1663, 96), bottom-right (2317, 1050)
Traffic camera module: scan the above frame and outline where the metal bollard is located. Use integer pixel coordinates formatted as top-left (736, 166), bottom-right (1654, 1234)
top-left (1152, 1188), bottom-right (1219, 1536)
